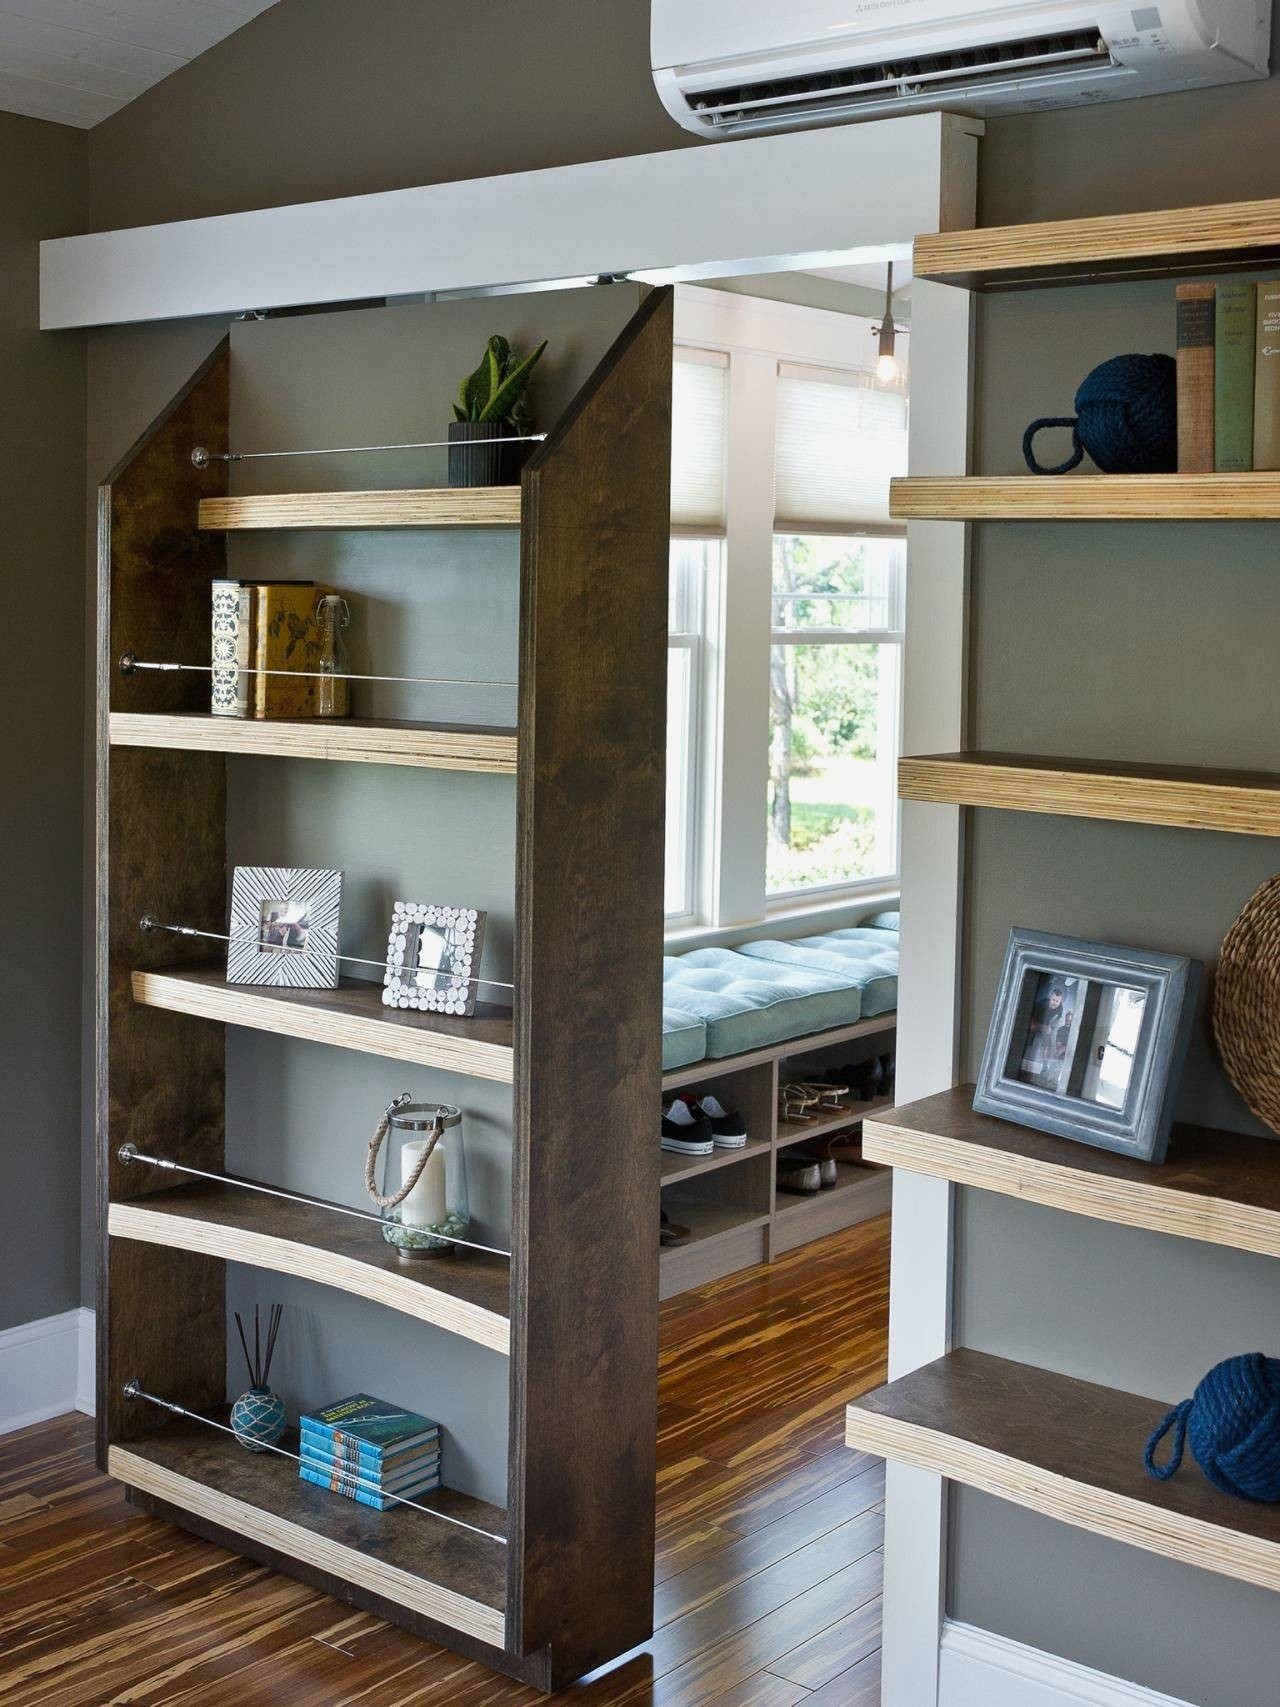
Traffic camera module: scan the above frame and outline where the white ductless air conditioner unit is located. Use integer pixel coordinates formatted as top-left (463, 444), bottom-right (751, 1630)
top-left (652, 0), bottom-right (1270, 136)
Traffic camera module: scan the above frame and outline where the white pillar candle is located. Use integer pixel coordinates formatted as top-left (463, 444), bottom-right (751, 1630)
top-left (400, 1137), bottom-right (447, 1229)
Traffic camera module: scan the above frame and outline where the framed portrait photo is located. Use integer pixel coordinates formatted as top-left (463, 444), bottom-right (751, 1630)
top-left (383, 902), bottom-right (487, 1017)
top-left (227, 866), bottom-right (343, 989)
top-left (973, 929), bottom-right (1201, 1164)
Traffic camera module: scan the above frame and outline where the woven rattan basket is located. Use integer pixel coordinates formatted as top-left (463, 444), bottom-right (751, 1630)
top-left (1214, 874), bottom-right (1280, 1136)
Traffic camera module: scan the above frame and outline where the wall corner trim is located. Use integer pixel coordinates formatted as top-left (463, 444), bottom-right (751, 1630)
top-left (0, 1307), bottom-right (95, 1435)
top-left (939, 1621), bottom-right (1198, 1707)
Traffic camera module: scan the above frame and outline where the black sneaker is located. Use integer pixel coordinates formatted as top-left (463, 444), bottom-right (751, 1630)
top-left (662, 1100), bottom-right (714, 1155)
top-left (685, 1094), bottom-right (747, 1149)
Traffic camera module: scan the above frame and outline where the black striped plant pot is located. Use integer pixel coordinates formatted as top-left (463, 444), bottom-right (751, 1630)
top-left (447, 420), bottom-right (529, 487)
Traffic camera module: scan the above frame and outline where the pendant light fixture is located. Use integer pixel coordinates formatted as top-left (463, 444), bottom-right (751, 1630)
top-left (874, 261), bottom-right (899, 383)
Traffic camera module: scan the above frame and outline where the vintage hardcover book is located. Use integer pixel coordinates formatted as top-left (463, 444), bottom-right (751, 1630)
top-left (1175, 282), bottom-right (1215, 473)
top-left (298, 1393), bottom-right (441, 1461)
top-left (1215, 280), bottom-right (1255, 472)
top-left (1253, 281), bottom-right (1280, 470)
top-left (210, 580), bottom-right (254, 717)
top-left (251, 581), bottom-right (323, 719)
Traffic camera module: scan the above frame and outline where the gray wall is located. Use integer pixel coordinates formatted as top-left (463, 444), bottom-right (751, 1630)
top-left (952, 22), bottom-right (1280, 1703)
top-left (0, 112), bottom-right (86, 1333)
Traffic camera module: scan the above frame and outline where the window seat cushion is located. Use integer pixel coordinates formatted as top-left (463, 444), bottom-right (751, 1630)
top-left (662, 1004), bottom-right (709, 1072)
top-left (734, 926), bottom-right (899, 1017)
top-left (662, 948), bottom-right (862, 1058)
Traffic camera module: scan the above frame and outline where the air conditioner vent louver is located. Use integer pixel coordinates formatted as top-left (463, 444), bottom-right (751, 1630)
top-left (692, 29), bottom-right (1110, 123)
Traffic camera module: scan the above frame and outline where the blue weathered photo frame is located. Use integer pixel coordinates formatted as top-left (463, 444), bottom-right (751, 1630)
top-left (973, 929), bottom-right (1201, 1164)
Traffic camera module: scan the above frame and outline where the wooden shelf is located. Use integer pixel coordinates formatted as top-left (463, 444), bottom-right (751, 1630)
top-left (846, 1349), bottom-right (1280, 1594)
top-left (659, 1199), bottom-right (770, 1252)
top-left (132, 963), bottom-right (514, 1081)
top-left (914, 197), bottom-right (1280, 291)
top-left (109, 1180), bottom-right (510, 1353)
top-left (889, 473), bottom-right (1280, 521)
top-left (660, 1135), bottom-right (773, 1184)
top-left (110, 713), bottom-right (517, 774)
top-left (776, 1093), bottom-right (895, 1151)
top-left (865, 1087), bottom-right (1280, 1261)
top-left (899, 751), bottom-right (1280, 837)
top-left (773, 1164), bottom-right (891, 1255)
top-left (111, 1423), bottom-right (507, 1644)
top-left (198, 486), bottom-right (523, 530)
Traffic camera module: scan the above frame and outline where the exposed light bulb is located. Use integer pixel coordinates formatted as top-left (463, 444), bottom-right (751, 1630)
top-left (873, 260), bottom-right (898, 385)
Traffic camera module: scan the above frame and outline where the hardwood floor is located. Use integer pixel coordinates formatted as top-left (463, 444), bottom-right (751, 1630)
top-left (0, 1216), bottom-right (888, 1705)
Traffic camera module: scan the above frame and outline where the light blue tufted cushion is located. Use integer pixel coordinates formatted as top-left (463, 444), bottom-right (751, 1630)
top-left (662, 948), bottom-right (862, 1057)
top-left (735, 927), bottom-right (899, 1017)
top-left (662, 1004), bottom-right (708, 1071)
top-left (865, 909), bottom-right (900, 931)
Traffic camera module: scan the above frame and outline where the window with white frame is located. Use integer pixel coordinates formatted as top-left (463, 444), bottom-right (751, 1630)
top-left (666, 288), bottom-right (908, 927)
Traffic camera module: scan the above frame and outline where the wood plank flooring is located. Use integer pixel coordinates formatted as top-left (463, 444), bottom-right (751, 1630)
top-left (0, 1217), bottom-right (888, 1705)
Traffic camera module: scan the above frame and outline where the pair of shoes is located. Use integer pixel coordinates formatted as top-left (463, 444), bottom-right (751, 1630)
top-left (827, 1054), bottom-right (894, 1103)
top-left (777, 1154), bottom-right (823, 1195)
top-left (779, 1080), bottom-right (850, 1123)
top-left (786, 1130), bottom-right (864, 1185)
top-left (660, 1208), bottom-right (691, 1247)
top-left (661, 1095), bottom-right (747, 1154)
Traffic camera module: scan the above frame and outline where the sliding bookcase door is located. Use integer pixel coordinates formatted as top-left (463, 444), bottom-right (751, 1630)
top-left (509, 287), bottom-right (673, 1684)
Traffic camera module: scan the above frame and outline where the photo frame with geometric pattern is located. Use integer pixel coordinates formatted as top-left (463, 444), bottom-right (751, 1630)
top-left (382, 901), bottom-right (487, 1017)
top-left (227, 866), bottom-right (343, 989)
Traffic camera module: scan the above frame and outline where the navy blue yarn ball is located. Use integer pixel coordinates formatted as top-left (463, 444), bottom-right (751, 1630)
top-left (1144, 1353), bottom-right (1280, 1503)
top-left (1023, 353), bottom-right (1177, 475)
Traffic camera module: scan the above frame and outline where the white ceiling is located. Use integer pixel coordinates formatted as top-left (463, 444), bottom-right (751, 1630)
top-left (0, 0), bottom-right (282, 129)
top-left (810, 260), bottom-right (914, 298)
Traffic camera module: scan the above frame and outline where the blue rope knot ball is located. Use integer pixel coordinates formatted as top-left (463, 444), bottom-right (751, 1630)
top-left (1023, 353), bottom-right (1177, 475)
top-left (1145, 1353), bottom-right (1280, 1503)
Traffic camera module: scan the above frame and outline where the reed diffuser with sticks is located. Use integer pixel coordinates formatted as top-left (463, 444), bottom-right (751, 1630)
top-left (229, 1303), bottom-right (286, 1452)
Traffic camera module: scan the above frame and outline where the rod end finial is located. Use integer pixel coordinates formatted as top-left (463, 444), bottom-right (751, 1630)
top-left (119, 651), bottom-right (137, 677)
top-left (191, 446), bottom-right (210, 469)
top-left (138, 913), bottom-right (157, 934)
top-left (122, 1379), bottom-right (141, 1401)
top-left (118, 1143), bottom-right (139, 1165)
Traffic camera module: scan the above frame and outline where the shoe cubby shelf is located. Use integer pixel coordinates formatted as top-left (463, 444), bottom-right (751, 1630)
top-left (111, 1422), bottom-right (508, 1646)
top-left (865, 1087), bottom-right (1280, 1262)
top-left (913, 195), bottom-right (1280, 291)
top-left (889, 472), bottom-right (1280, 521)
top-left (197, 486), bottom-right (523, 530)
top-left (898, 751), bottom-right (1280, 838)
top-left (658, 1015), bottom-right (897, 1298)
top-left (110, 713), bottom-right (518, 773)
top-left (845, 1350), bottom-right (1280, 1594)
top-left (99, 292), bottom-right (674, 1692)
top-left (109, 1181), bottom-right (511, 1354)
top-left (133, 963), bottom-right (516, 1080)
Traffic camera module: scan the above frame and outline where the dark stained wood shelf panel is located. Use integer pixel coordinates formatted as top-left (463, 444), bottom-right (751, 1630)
top-left (110, 1423), bottom-right (507, 1644)
top-left (660, 1135), bottom-right (773, 1185)
top-left (865, 1087), bottom-right (1280, 1259)
top-left (198, 487), bottom-right (522, 530)
top-left (898, 751), bottom-right (1280, 836)
top-left (913, 198), bottom-right (1280, 291)
top-left (132, 962), bottom-right (514, 1081)
top-left (109, 1180), bottom-right (510, 1353)
top-left (846, 1349), bottom-right (1280, 1593)
top-left (889, 473), bottom-right (1280, 521)
top-left (658, 1200), bottom-right (770, 1254)
top-left (110, 712), bottom-right (517, 773)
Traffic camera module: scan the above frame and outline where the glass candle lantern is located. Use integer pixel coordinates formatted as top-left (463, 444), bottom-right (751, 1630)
top-left (379, 1102), bottom-right (471, 1260)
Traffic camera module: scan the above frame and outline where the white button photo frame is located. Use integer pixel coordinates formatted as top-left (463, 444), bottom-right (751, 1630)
top-left (382, 901), bottom-right (487, 1017)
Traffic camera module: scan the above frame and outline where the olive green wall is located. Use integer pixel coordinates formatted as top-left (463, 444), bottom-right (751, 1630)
top-left (0, 111), bottom-right (86, 1335)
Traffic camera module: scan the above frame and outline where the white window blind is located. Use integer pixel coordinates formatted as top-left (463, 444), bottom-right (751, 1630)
top-left (773, 362), bottom-right (908, 534)
top-left (670, 349), bottom-right (728, 533)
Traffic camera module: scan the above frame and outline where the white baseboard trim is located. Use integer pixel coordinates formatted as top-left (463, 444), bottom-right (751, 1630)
top-left (0, 1307), bottom-right (95, 1435)
top-left (939, 1622), bottom-right (1197, 1707)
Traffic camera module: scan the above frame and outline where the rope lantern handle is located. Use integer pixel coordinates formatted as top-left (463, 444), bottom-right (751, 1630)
top-left (1143, 1397), bottom-right (1194, 1481)
top-left (364, 1092), bottom-right (446, 1209)
top-left (1023, 416), bottom-right (1085, 475)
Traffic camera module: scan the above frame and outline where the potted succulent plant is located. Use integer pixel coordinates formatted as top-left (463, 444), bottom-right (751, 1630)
top-left (448, 334), bottom-right (547, 487)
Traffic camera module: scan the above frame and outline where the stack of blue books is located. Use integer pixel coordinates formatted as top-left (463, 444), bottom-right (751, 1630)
top-left (298, 1393), bottom-right (442, 1512)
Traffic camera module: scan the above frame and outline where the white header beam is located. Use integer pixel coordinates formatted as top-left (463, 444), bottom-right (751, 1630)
top-left (41, 113), bottom-right (979, 330)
